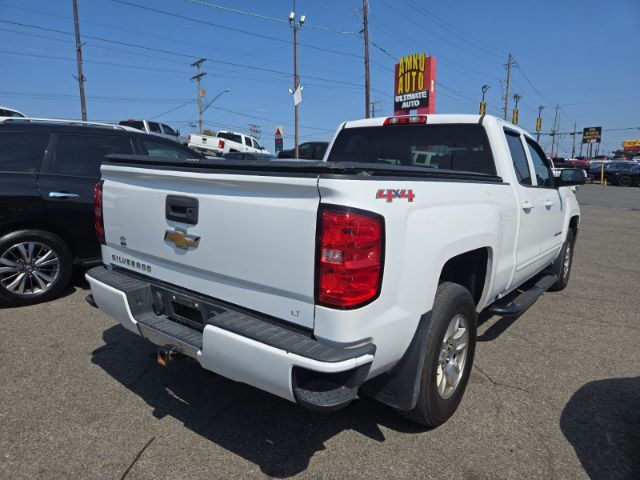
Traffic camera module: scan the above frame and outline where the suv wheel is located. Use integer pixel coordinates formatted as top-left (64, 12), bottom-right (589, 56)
top-left (618, 176), bottom-right (632, 187)
top-left (0, 230), bottom-right (73, 307)
top-left (399, 282), bottom-right (477, 428)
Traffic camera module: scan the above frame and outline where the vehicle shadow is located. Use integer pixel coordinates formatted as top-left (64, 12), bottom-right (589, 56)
top-left (560, 377), bottom-right (640, 479)
top-left (92, 325), bottom-right (427, 478)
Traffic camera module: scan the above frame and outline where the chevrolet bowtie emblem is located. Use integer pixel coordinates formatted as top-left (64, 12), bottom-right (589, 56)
top-left (164, 229), bottom-right (200, 250)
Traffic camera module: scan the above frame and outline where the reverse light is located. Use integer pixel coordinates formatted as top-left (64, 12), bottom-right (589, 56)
top-left (218, 139), bottom-right (225, 149)
top-left (94, 181), bottom-right (105, 245)
top-left (383, 115), bottom-right (427, 126)
top-left (317, 207), bottom-right (384, 308)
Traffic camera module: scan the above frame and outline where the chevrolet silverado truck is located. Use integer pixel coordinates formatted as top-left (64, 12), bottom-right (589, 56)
top-left (86, 114), bottom-right (585, 427)
top-left (187, 130), bottom-right (268, 157)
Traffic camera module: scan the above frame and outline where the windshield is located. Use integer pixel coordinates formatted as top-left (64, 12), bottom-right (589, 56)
top-left (326, 124), bottom-right (496, 175)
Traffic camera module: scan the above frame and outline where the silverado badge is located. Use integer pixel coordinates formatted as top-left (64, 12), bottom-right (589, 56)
top-left (164, 228), bottom-right (200, 250)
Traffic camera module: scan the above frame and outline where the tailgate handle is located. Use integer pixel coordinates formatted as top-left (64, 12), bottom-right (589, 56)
top-left (166, 195), bottom-right (198, 225)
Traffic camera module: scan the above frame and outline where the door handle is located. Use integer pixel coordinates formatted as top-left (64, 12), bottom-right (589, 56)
top-left (544, 199), bottom-right (554, 208)
top-left (49, 192), bottom-right (80, 199)
top-left (521, 200), bottom-right (534, 210)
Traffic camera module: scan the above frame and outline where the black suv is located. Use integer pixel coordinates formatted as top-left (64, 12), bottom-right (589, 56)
top-left (277, 141), bottom-right (328, 160)
top-left (0, 120), bottom-right (203, 306)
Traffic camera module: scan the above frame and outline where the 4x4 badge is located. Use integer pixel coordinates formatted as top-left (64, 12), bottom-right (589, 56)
top-left (164, 229), bottom-right (200, 250)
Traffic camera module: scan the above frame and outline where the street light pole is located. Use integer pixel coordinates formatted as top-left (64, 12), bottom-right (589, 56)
top-left (479, 84), bottom-right (489, 115)
top-left (536, 105), bottom-right (545, 143)
top-left (289, 10), bottom-right (304, 158)
top-left (512, 94), bottom-right (521, 125)
top-left (201, 88), bottom-right (231, 115)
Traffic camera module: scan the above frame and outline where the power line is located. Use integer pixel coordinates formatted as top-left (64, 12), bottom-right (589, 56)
top-left (185, 0), bottom-right (361, 36)
top-left (109, 0), bottom-right (363, 59)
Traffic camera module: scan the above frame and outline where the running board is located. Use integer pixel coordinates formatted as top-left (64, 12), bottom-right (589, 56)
top-left (486, 274), bottom-right (558, 316)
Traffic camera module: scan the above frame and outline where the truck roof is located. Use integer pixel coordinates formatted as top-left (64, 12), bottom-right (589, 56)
top-left (342, 114), bottom-right (533, 138)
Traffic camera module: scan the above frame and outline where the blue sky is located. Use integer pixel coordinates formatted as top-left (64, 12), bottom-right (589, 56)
top-left (1, 0), bottom-right (638, 156)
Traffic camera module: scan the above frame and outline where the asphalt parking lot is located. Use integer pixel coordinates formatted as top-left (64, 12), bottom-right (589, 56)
top-left (1, 184), bottom-right (638, 480)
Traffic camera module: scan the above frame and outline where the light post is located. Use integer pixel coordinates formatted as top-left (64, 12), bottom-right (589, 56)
top-left (512, 94), bottom-right (521, 125)
top-left (289, 10), bottom-right (305, 158)
top-left (536, 105), bottom-right (545, 142)
top-left (202, 88), bottom-right (231, 115)
top-left (479, 84), bottom-right (490, 115)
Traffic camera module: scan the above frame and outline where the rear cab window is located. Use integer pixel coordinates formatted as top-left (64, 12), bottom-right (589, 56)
top-left (217, 132), bottom-right (242, 144)
top-left (326, 124), bottom-right (497, 176)
top-left (119, 120), bottom-right (145, 131)
top-left (0, 131), bottom-right (49, 173)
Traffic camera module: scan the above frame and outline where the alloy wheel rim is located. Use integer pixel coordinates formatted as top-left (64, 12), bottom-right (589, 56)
top-left (563, 243), bottom-right (572, 280)
top-left (0, 242), bottom-right (60, 295)
top-left (436, 313), bottom-right (469, 399)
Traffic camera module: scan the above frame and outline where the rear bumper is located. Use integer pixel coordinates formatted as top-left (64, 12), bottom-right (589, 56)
top-left (86, 266), bottom-right (375, 410)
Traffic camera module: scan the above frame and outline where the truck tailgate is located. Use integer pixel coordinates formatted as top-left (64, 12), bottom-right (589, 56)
top-left (100, 164), bottom-right (320, 328)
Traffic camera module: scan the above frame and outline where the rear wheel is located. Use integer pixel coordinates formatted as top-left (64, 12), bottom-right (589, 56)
top-left (0, 230), bottom-right (73, 306)
top-left (399, 282), bottom-right (477, 428)
top-left (618, 176), bottom-right (632, 187)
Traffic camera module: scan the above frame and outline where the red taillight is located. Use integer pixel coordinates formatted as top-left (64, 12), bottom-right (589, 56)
top-left (94, 181), bottom-right (105, 245)
top-left (317, 208), bottom-right (384, 308)
top-left (187, 134), bottom-right (191, 142)
top-left (218, 139), bottom-right (225, 149)
top-left (383, 115), bottom-right (427, 126)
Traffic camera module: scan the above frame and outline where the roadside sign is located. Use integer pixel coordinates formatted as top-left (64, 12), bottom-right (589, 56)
top-left (582, 127), bottom-right (601, 144)
top-left (274, 125), bottom-right (284, 153)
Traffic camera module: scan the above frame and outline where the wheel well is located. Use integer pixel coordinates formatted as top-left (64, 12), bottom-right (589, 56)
top-left (0, 222), bottom-right (75, 255)
top-left (569, 215), bottom-right (579, 236)
top-left (438, 248), bottom-right (490, 306)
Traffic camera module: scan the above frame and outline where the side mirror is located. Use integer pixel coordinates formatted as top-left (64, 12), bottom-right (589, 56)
top-left (557, 168), bottom-right (586, 187)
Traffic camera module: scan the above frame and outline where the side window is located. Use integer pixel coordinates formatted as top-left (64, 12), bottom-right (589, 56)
top-left (142, 139), bottom-right (194, 159)
top-left (298, 143), bottom-right (311, 158)
top-left (526, 139), bottom-right (553, 187)
top-left (0, 132), bottom-right (49, 173)
top-left (161, 124), bottom-right (176, 135)
top-left (148, 122), bottom-right (162, 134)
top-left (316, 143), bottom-right (328, 158)
top-left (244, 136), bottom-right (252, 146)
top-left (252, 139), bottom-right (262, 150)
top-left (52, 134), bottom-right (134, 178)
top-left (505, 131), bottom-right (532, 185)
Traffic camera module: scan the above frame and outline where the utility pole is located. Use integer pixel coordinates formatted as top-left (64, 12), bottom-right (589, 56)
top-left (191, 58), bottom-right (207, 134)
top-left (289, 8), bottom-right (305, 158)
top-left (550, 103), bottom-right (560, 156)
top-left (370, 100), bottom-right (382, 118)
top-left (536, 105), bottom-right (545, 143)
top-left (571, 122), bottom-right (577, 158)
top-left (249, 123), bottom-right (261, 140)
top-left (503, 54), bottom-right (514, 121)
top-left (363, 0), bottom-right (371, 118)
top-left (72, 0), bottom-right (87, 121)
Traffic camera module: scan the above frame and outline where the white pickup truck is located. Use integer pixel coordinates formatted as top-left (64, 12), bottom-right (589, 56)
top-left (187, 130), bottom-right (268, 157)
top-left (86, 114), bottom-right (585, 427)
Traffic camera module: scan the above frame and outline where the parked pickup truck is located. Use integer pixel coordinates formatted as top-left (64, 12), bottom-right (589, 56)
top-left (118, 119), bottom-right (186, 144)
top-left (188, 130), bottom-right (268, 156)
top-left (86, 114), bottom-right (585, 427)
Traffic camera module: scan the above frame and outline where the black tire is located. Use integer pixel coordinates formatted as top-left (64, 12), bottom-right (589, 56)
top-left (399, 282), bottom-right (477, 428)
top-left (548, 229), bottom-right (575, 292)
top-left (618, 176), bottom-right (632, 187)
top-left (0, 230), bottom-right (73, 307)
